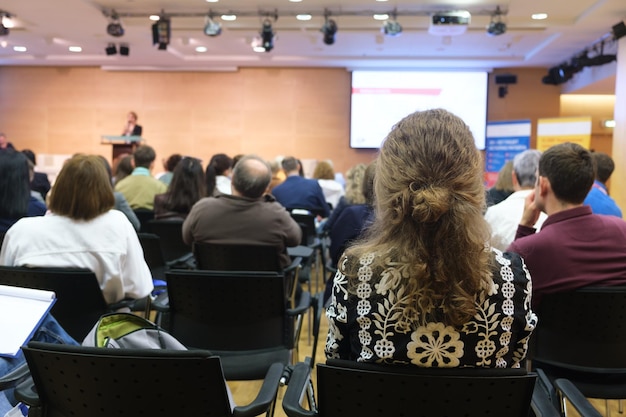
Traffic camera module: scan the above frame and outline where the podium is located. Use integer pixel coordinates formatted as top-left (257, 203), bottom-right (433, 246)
top-left (101, 135), bottom-right (144, 161)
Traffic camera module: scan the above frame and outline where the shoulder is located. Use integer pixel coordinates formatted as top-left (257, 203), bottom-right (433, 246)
top-left (490, 248), bottom-right (530, 283)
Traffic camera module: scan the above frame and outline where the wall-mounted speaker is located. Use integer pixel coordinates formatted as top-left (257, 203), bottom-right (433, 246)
top-left (495, 74), bottom-right (517, 85)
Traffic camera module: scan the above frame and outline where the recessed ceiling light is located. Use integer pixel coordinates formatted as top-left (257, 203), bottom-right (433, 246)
top-left (296, 14), bottom-right (312, 21)
top-left (289, 0), bottom-right (303, 2)
top-left (13, 46), bottom-right (26, 52)
top-left (221, 14), bottom-right (237, 21)
top-left (373, 14), bottom-right (389, 21)
top-left (531, 13), bottom-right (548, 20)
top-left (196, 46), bottom-right (208, 52)
top-left (206, 0), bottom-right (219, 2)
top-left (376, 0), bottom-right (389, 2)
top-left (149, 15), bottom-right (160, 21)
top-left (69, 46), bottom-right (82, 52)
top-left (2, 16), bottom-right (14, 28)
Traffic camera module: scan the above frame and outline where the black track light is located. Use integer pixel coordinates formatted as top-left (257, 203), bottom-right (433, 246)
top-left (119, 44), bottom-right (129, 56)
top-left (486, 6), bottom-right (506, 36)
top-left (204, 14), bottom-right (222, 37)
top-left (152, 16), bottom-right (171, 50)
top-left (105, 43), bottom-right (117, 55)
top-left (106, 10), bottom-right (124, 37)
top-left (321, 11), bottom-right (338, 45)
top-left (260, 19), bottom-right (275, 52)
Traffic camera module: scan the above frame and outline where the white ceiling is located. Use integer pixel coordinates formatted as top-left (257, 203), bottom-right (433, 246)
top-left (0, 0), bottom-right (624, 93)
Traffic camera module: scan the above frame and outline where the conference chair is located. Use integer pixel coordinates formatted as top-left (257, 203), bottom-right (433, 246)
top-left (282, 358), bottom-right (569, 417)
top-left (530, 286), bottom-right (626, 416)
top-left (157, 269), bottom-right (313, 377)
top-left (15, 341), bottom-right (283, 417)
top-left (137, 232), bottom-right (168, 281)
top-left (132, 208), bottom-right (155, 233)
top-left (145, 218), bottom-right (194, 267)
top-left (0, 266), bottom-right (147, 341)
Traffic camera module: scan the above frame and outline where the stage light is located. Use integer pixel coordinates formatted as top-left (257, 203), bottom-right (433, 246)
top-left (152, 17), bottom-right (171, 50)
top-left (204, 14), bottom-right (222, 36)
top-left (106, 10), bottom-right (124, 37)
top-left (381, 9), bottom-right (401, 37)
top-left (105, 43), bottom-right (117, 55)
top-left (260, 18), bottom-right (275, 52)
top-left (0, 11), bottom-right (11, 36)
top-left (320, 11), bottom-right (338, 45)
top-left (486, 6), bottom-right (506, 36)
top-left (612, 21), bottom-right (626, 40)
top-left (119, 44), bottom-right (129, 56)
top-left (542, 64), bottom-right (577, 85)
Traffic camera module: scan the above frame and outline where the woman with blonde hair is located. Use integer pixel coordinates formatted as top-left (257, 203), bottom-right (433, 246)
top-left (326, 109), bottom-right (536, 368)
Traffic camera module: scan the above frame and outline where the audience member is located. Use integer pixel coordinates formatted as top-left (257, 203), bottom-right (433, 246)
top-left (0, 132), bottom-right (15, 151)
top-left (508, 142), bottom-right (626, 307)
top-left (98, 156), bottom-right (141, 231)
top-left (486, 159), bottom-right (515, 207)
top-left (272, 156), bottom-right (330, 218)
top-left (583, 151), bottom-right (622, 217)
top-left (154, 157), bottom-right (206, 220)
top-left (1, 154), bottom-right (154, 303)
top-left (114, 145), bottom-right (167, 210)
top-left (313, 160), bottom-right (345, 209)
top-left (232, 154), bottom-right (244, 169)
top-left (112, 153), bottom-right (133, 185)
top-left (157, 153), bottom-right (183, 186)
top-left (484, 150), bottom-right (547, 250)
top-left (321, 163), bottom-right (367, 233)
top-left (326, 109), bottom-right (536, 367)
top-left (21, 149), bottom-right (51, 201)
top-left (268, 160), bottom-right (284, 191)
top-left (183, 155), bottom-right (301, 269)
top-left (0, 150), bottom-right (46, 233)
top-left (205, 153), bottom-right (233, 196)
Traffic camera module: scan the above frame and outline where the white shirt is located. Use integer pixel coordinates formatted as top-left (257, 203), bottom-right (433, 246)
top-left (0, 210), bottom-right (153, 304)
top-left (484, 189), bottom-right (547, 251)
top-left (216, 175), bottom-right (232, 195)
top-left (317, 179), bottom-right (345, 209)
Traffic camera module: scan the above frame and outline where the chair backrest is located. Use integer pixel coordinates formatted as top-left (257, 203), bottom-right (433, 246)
top-left (137, 232), bottom-right (167, 281)
top-left (289, 213), bottom-right (317, 247)
top-left (316, 359), bottom-right (536, 417)
top-left (193, 242), bottom-right (282, 272)
top-left (0, 266), bottom-right (108, 341)
top-left (133, 209), bottom-right (155, 233)
top-left (532, 286), bottom-right (626, 370)
top-left (164, 269), bottom-right (292, 352)
top-left (22, 341), bottom-right (232, 417)
top-left (146, 219), bottom-right (191, 263)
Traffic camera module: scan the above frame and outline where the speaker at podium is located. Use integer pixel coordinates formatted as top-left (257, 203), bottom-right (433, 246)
top-left (101, 135), bottom-right (144, 161)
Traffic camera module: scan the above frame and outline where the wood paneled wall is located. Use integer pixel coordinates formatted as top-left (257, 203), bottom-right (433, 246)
top-left (0, 66), bottom-right (615, 176)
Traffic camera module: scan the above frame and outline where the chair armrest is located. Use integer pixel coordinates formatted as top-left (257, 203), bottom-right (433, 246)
top-left (165, 252), bottom-right (195, 269)
top-left (0, 362), bottom-right (30, 391)
top-left (287, 290), bottom-right (311, 317)
top-left (232, 361), bottom-right (284, 417)
top-left (150, 291), bottom-right (170, 312)
top-left (554, 378), bottom-right (603, 417)
top-left (530, 372), bottom-right (561, 417)
top-left (282, 359), bottom-right (316, 417)
top-left (14, 376), bottom-right (40, 407)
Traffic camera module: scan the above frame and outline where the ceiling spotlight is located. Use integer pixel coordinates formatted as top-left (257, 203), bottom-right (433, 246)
top-left (542, 64), bottom-right (578, 85)
top-left (382, 10), bottom-right (402, 36)
top-left (204, 13), bottom-right (222, 36)
top-left (105, 43), bottom-right (117, 55)
top-left (152, 16), bottom-right (171, 50)
top-left (486, 6), bottom-right (506, 36)
top-left (320, 10), bottom-right (338, 45)
top-left (260, 18), bottom-right (275, 52)
top-left (612, 21), bottom-right (626, 40)
top-left (119, 43), bottom-right (129, 56)
top-left (106, 10), bottom-right (124, 37)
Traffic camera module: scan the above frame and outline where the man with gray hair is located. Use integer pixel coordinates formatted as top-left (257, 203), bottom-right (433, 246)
top-left (484, 149), bottom-right (547, 250)
top-left (182, 155), bottom-right (301, 269)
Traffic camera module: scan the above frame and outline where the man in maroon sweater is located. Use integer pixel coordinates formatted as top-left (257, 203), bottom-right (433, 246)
top-left (507, 142), bottom-right (626, 308)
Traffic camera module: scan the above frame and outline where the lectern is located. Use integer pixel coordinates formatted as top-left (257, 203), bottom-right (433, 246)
top-left (101, 135), bottom-right (144, 160)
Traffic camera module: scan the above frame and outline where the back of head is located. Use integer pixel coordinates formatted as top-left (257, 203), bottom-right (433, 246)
top-left (133, 145), bottom-right (156, 168)
top-left (281, 156), bottom-right (299, 173)
top-left (539, 142), bottom-right (594, 204)
top-left (513, 149), bottom-right (542, 188)
top-left (209, 153), bottom-right (233, 176)
top-left (591, 152), bottom-right (614, 183)
top-left (0, 150), bottom-right (30, 218)
top-left (344, 163), bottom-right (367, 204)
top-left (166, 157), bottom-right (206, 212)
top-left (113, 154), bottom-right (134, 182)
top-left (362, 161), bottom-right (376, 205)
top-left (349, 108), bottom-right (491, 326)
top-left (493, 160), bottom-right (514, 191)
top-left (21, 149), bottom-right (36, 165)
top-left (49, 154), bottom-right (115, 220)
top-left (164, 154), bottom-right (183, 172)
top-left (232, 155), bottom-right (272, 198)
top-left (313, 160), bottom-right (335, 180)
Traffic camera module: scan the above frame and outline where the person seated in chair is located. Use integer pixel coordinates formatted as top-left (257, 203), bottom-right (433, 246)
top-left (326, 109), bottom-right (537, 368)
top-left (114, 145), bottom-right (167, 211)
top-left (183, 155), bottom-right (301, 270)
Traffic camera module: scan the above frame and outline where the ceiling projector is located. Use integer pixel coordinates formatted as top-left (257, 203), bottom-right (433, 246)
top-left (429, 11), bottom-right (471, 36)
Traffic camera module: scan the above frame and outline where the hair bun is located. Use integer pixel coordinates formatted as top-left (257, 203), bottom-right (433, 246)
top-left (408, 184), bottom-right (451, 223)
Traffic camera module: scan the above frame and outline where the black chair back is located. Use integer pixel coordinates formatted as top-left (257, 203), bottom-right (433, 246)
top-left (133, 209), bottom-right (155, 233)
top-left (290, 213), bottom-right (317, 247)
top-left (137, 232), bottom-right (167, 281)
top-left (0, 266), bottom-right (108, 341)
top-left (145, 219), bottom-right (191, 263)
top-left (193, 242), bottom-right (281, 271)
